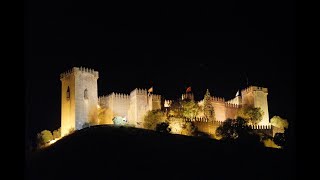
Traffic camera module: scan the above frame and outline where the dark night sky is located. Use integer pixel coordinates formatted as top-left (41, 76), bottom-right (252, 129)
top-left (25, 1), bottom-right (295, 141)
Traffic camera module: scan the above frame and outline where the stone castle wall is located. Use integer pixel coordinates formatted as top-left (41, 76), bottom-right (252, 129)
top-left (98, 88), bottom-right (161, 127)
top-left (60, 67), bottom-right (272, 137)
top-left (100, 93), bottom-right (130, 117)
top-left (185, 117), bottom-right (217, 136)
top-left (211, 97), bottom-right (226, 122)
top-left (225, 103), bottom-right (240, 120)
top-left (74, 69), bottom-right (99, 129)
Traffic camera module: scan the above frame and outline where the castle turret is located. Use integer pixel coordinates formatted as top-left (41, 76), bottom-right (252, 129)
top-left (182, 86), bottom-right (194, 101)
top-left (241, 86), bottom-right (269, 125)
top-left (60, 67), bottom-right (99, 136)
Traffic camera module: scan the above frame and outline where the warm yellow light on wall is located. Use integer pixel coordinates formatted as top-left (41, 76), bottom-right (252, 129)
top-left (48, 137), bottom-right (61, 145)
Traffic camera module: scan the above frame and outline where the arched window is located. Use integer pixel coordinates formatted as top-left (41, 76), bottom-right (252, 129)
top-left (84, 89), bottom-right (88, 99)
top-left (66, 86), bottom-right (70, 100)
top-left (210, 110), bottom-right (213, 116)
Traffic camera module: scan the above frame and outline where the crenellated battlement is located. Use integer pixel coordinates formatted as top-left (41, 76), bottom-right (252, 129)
top-left (184, 117), bottom-right (210, 122)
top-left (249, 124), bottom-right (272, 130)
top-left (181, 93), bottom-right (194, 101)
top-left (211, 121), bottom-right (272, 130)
top-left (212, 96), bottom-right (225, 102)
top-left (241, 86), bottom-right (268, 94)
top-left (164, 100), bottom-right (172, 107)
top-left (113, 93), bottom-right (130, 99)
top-left (98, 95), bottom-right (107, 102)
top-left (151, 94), bottom-right (161, 100)
top-left (130, 88), bottom-right (148, 95)
top-left (212, 120), bottom-right (226, 125)
top-left (104, 92), bottom-right (130, 100)
top-left (60, 67), bottom-right (99, 79)
top-left (225, 102), bottom-right (241, 108)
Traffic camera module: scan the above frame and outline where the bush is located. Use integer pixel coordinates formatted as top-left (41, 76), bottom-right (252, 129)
top-left (37, 130), bottom-right (53, 148)
top-left (156, 122), bottom-right (171, 133)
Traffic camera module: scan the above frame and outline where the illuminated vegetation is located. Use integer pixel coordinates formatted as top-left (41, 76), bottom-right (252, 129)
top-left (143, 99), bottom-right (201, 136)
top-left (167, 116), bottom-right (196, 135)
top-left (53, 128), bottom-right (61, 139)
top-left (37, 128), bottom-right (62, 148)
top-left (37, 130), bottom-right (53, 148)
top-left (236, 105), bottom-right (263, 125)
top-left (98, 107), bottom-right (113, 124)
top-left (143, 110), bottom-right (167, 130)
top-left (180, 100), bottom-right (202, 119)
top-left (37, 101), bottom-right (289, 150)
top-left (263, 138), bottom-right (281, 149)
top-left (270, 116), bottom-right (288, 129)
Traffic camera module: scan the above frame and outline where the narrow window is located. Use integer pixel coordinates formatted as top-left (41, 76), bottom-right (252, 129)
top-left (84, 89), bottom-right (88, 99)
top-left (67, 86), bottom-right (70, 100)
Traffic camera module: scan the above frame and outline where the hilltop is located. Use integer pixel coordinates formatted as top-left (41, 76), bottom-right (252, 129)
top-left (25, 125), bottom-right (294, 180)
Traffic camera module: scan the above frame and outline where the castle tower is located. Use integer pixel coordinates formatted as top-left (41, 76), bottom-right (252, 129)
top-left (127, 88), bottom-right (148, 127)
top-left (241, 86), bottom-right (269, 125)
top-left (148, 94), bottom-right (161, 111)
top-left (60, 67), bottom-right (99, 136)
top-left (182, 87), bottom-right (194, 101)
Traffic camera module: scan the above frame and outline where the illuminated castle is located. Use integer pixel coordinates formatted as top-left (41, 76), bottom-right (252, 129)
top-left (60, 67), bottom-right (270, 137)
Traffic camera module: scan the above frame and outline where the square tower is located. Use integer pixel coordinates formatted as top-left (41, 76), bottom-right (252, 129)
top-left (241, 86), bottom-right (269, 125)
top-left (60, 67), bottom-right (99, 136)
top-left (127, 88), bottom-right (148, 127)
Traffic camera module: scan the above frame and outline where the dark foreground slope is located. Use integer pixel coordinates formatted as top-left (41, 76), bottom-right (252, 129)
top-left (25, 125), bottom-right (295, 180)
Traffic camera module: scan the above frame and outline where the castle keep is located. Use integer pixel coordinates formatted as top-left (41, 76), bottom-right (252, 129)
top-left (60, 67), bottom-right (271, 137)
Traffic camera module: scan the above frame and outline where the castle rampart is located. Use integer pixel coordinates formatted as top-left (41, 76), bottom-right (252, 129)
top-left (60, 67), bottom-right (273, 138)
top-left (60, 67), bottom-right (99, 80)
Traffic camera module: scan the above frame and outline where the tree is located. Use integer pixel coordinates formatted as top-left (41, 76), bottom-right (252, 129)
top-left (216, 118), bottom-right (242, 140)
top-left (168, 99), bottom-right (202, 119)
top-left (216, 118), bottom-right (263, 147)
top-left (270, 116), bottom-right (289, 129)
top-left (237, 105), bottom-right (263, 125)
top-left (143, 110), bottom-right (167, 130)
top-left (273, 130), bottom-right (288, 148)
top-left (112, 116), bottom-right (128, 126)
top-left (53, 128), bottom-right (61, 139)
top-left (181, 121), bottom-right (197, 136)
top-left (40, 130), bottom-right (53, 143)
top-left (180, 100), bottom-right (202, 119)
top-left (168, 101), bottom-right (183, 117)
top-left (37, 130), bottom-right (53, 147)
top-left (203, 89), bottom-right (215, 121)
top-left (168, 116), bottom-right (196, 136)
top-left (156, 122), bottom-right (171, 133)
top-left (216, 118), bottom-right (251, 140)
